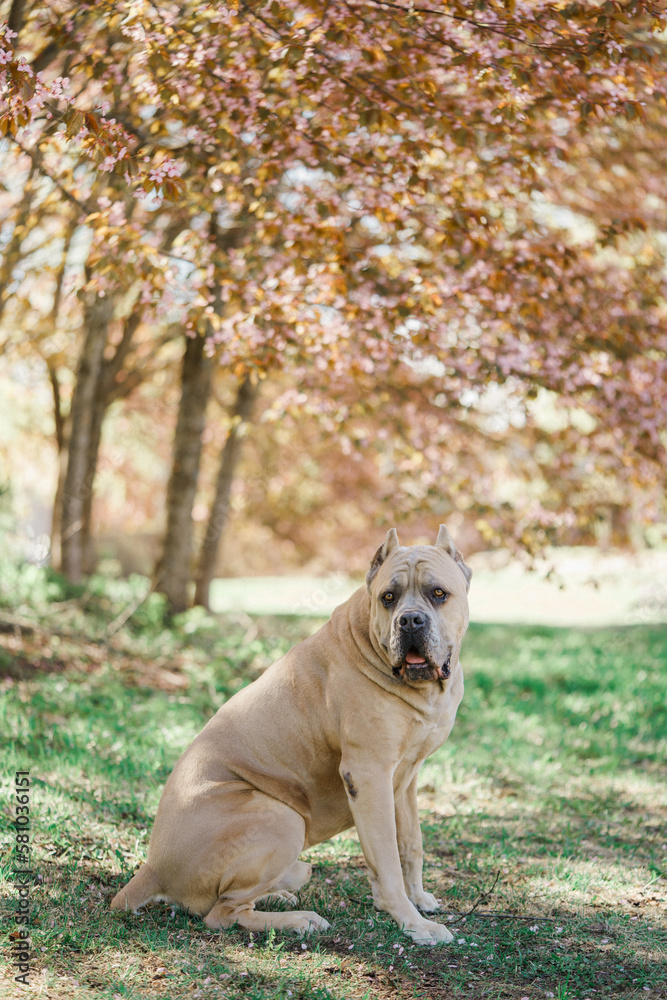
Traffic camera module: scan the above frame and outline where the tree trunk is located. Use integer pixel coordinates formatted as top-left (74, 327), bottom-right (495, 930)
top-left (60, 288), bottom-right (113, 583)
top-left (50, 206), bottom-right (177, 579)
top-left (48, 364), bottom-right (67, 573)
top-left (80, 391), bottom-right (107, 575)
top-left (78, 310), bottom-right (143, 575)
top-left (47, 220), bottom-right (77, 572)
top-left (154, 332), bottom-right (213, 613)
top-left (0, 162), bottom-right (37, 326)
top-left (193, 376), bottom-right (258, 610)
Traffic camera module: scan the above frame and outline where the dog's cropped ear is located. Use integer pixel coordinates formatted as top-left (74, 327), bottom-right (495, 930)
top-left (366, 528), bottom-right (399, 591)
top-left (435, 524), bottom-right (472, 592)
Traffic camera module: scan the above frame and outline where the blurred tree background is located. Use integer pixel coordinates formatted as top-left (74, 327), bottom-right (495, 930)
top-left (1, 0), bottom-right (667, 611)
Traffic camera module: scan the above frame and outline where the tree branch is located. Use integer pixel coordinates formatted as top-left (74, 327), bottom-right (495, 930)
top-left (11, 137), bottom-right (95, 218)
top-left (0, 159), bottom-right (37, 324)
top-left (47, 363), bottom-right (66, 454)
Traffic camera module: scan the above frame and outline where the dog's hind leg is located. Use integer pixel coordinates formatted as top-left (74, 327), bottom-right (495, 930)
top-left (111, 863), bottom-right (164, 912)
top-left (202, 807), bottom-right (328, 935)
top-left (255, 859), bottom-right (313, 906)
top-left (205, 898), bottom-right (329, 934)
top-left (270, 859), bottom-right (312, 893)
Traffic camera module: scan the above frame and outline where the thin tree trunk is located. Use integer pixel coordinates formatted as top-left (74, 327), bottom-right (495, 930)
top-left (51, 204), bottom-right (178, 580)
top-left (0, 162), bottom-right (37, 326)
top-left (47, 362), bottom-right (66, 456)
top-left (50, 446), bottom-right (68, 572)
top-left (60, 288), bottom-right (113, 583)
top-left (48, 364), bottom-right (67, 572)
top-left (193, 376), bottom-right (258, 610)
top-left (80, 392), bottom-right (107, 575)
top-left (154, 332), bottom-right (213, 613)
top-left (46, 221), bottom-right (76, 572)
top-left (67, 224), bottom-right (178, 574)
top-left (78, 310), bottom-right (142, 575)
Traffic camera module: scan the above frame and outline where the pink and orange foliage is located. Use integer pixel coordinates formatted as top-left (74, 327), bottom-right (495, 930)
top-left (1, 1), bottom-right (667, 567)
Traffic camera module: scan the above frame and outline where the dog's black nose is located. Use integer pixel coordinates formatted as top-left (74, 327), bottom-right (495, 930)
top-left (398, 611), bottom-right (425, 632)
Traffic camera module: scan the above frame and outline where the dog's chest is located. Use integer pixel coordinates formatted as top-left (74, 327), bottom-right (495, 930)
top-left (394, 680), bottom-right (462, 773)
top-left (398, 715), bottom-right (446, 770)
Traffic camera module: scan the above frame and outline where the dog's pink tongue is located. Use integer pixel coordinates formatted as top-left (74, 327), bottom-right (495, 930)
top-left (405, 652), bottom-right (426, 665)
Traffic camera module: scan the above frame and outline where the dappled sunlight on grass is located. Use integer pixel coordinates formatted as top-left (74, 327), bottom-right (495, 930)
top-left (1, 563), bottom-right (666, 998)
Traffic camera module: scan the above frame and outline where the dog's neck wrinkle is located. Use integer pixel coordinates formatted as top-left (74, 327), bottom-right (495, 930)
top-left (331, 588), bottom-right (447, 714)
top-left (344, 588), bottom-right (387, 668)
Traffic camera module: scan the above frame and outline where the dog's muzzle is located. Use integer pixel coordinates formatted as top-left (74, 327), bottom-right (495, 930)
top-left (391, 613), bottom-right (452, 682)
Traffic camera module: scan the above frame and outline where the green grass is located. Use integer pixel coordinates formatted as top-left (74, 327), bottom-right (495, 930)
top-left (1, 564), bottom-right (666, 999)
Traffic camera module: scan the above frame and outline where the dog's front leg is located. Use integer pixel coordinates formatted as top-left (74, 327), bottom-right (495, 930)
top-left (339, 760), bottom-right (453, 946)
top-left (395, 773), bottom-right (441, 914)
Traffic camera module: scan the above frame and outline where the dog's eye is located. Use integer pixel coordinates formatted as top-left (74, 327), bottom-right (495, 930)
top-left (382, 592), bottom-right (395, 604)
top-left (433, 588), bottom-right (448, 601)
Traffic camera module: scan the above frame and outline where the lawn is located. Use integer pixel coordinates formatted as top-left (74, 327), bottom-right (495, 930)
top-left (1, 564), bottom-right (666, 999)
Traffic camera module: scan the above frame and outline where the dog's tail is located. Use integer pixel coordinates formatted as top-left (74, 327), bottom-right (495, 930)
top-left (110, 863), bottom-right (164, 913)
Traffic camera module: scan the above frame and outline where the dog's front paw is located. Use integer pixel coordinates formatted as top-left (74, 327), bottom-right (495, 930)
top-left (410, 890), bottom-right (441, 914)
top-left (405, 918), bottom-right (453, 946)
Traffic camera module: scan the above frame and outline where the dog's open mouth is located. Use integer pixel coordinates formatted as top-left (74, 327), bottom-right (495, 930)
top-left (394, 648), bottom-right (451, 683)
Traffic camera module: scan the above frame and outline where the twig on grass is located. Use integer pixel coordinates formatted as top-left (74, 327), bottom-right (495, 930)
top-left (459, 911), bottom-right (560, 922)
top-left (457, 870), bottom-right (501, 917)
top-left (443, 869), bottom-right (561, 921)
top-left (346, 870), bottom-right (556, 924)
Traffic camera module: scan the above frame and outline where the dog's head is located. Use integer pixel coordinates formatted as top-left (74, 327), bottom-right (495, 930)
top-left (366, 525), bottom-right (471, 684)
